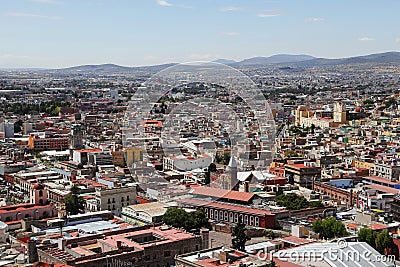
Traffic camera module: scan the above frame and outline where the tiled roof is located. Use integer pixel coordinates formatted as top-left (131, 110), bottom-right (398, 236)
top-left (190, 186), bottom-right (254, 202)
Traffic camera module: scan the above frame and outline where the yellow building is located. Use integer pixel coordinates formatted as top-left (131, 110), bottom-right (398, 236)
top-left (353, 159), bottom-right (375, 175)
top-left (124, 147), bottom-right (144, 166)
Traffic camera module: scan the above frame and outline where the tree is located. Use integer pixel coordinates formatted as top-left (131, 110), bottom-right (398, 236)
top-left (64, 185), bottom-right (85, 215)
top-left (309, 201), bottom-right (324, 208)
top-left (162, 207), bottom-right (188, 228)
top-left (264, 229), bottom-right (276, 239)
top-left (284, 150), bottom-right (299, 158)
top-left (162, 207), bottom-right (208, 231)
top-left (276, 193), bottom-right (309, 210)
top-left (312, 219), bottom-right (323, 234)
top-left (231, 219), bottom-right (251, 251)
top-left (358, 228), bottom-right (377, 248)
top-left (312, 217), bottom-right (348, 239)
top-left (375, 230), bottom-right (393, 254)
top-left (204, 163), bottom-right (217, 186)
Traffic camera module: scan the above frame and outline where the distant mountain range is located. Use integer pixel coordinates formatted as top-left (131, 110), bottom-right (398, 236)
top-left (237, 54), bottom-right (316, 65)
top-left (54, 63), bottom-right (176, 74)
top-left (218, 52), bottom-right (400, 67)
top-left (30, 51), bottom-right (400, 74)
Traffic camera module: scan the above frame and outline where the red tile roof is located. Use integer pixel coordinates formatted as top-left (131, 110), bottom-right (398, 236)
top-left (190, 186), bottom-right (254, 203)
top-left (287, 164), bottom-right (316, 169)
top-left (365, 183), bottom-right (399, 194)
top-left (363, 176), bottom-right (400, 186)
top-left (370, 223), bottom-right (390, 231)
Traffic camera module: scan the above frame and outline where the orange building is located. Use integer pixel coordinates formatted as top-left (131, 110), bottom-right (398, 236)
top-left (28, 133), bottom-right (69, 150)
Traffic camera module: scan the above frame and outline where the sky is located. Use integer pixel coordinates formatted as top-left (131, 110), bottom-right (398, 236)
top-left (1, 0), bottom-right (400, 68)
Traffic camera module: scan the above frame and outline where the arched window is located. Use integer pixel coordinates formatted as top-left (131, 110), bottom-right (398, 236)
top-left (210, 209), bottom-right (213, 219)
top-left (244, 215), bottom-right (248, 225)
top-left (214, 210), bottom-right (218, 220)
top-left (224, 211), bottom-right (228, 222)
top-left (219, 211), bottom-right (223, 221)
top-left (229, 212), bottom-right (233, 222)
top-left (234, 213), bottom-right (238, 223)
top-left (255, 217), bottom-right (259, 227)
top-left (249, 216), bottom-right (254, 226)
top-left (38, 190), bottom-right (43, 197)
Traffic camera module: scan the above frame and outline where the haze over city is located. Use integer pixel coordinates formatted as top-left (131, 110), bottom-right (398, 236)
top-left (1, 0), bottom-right (400, 68)
top-left (3, 1), bottom-right (400, 267)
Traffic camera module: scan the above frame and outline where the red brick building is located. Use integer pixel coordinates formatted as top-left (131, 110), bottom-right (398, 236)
top-left (28, 133), bottom-right (69, 150)
top-left (180, 198), bottom-right (278, 229)
top-left (313, 181), bottom-right (358, 207)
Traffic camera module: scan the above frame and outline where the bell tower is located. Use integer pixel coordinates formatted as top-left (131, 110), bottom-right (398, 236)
top-left (333, 102), bottom-right (346, 123)
top-left (227, 156), bottom-right (238, 190)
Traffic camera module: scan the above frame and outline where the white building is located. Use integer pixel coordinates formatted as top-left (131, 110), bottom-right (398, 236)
top-left (91, 186), bottom-right (136, 216)
top-left (121, 202), bottom-right (172, 226)
top-left (163, 154), bottom-right (212, 172)
top-left (373, 161), bottom-right (400, 181)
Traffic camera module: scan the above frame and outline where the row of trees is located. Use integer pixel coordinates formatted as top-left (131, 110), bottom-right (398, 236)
top-left (2, 99), bottom-right (71, 115)
top-left (358, 228), bottom-right (394, 254)
top-left (162, 207), bottom-right (209, 231)
top-left (276, 193), bottom-right (324, 210)
top-left (312, 217), bottom-right (349, 239)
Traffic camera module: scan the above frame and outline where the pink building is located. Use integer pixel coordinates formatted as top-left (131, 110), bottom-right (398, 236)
top-left (0, 203), bottom-right (57, 222)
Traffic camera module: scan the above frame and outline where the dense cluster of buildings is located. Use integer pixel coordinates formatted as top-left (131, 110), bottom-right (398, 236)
top-left (0, 63), bottom-right (400, 266)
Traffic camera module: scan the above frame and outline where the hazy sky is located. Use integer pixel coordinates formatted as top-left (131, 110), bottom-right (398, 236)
top-left (1, 0), bottom-right (400, 68)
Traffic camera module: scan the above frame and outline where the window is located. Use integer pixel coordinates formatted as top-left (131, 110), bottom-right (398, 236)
top-left (205, 208), bottom-right (208, 217)
top-left (107, 198), bottom-right (111, 204)
top-left (127, 196), bottom-right (130, 201)
top-left (255, 217), bottom-right (259, 227)
top-left (234, 213), bottom-right (238, 223)
top-left (210, 209), bottom-right (213, 219)
top-left (38, 190), bottom-right (43, 197)
top-left (214, 210), bottom-right (218, 220)
top-left (249, 216), bottom-right (254, 226)
top-left (112, 198), bottom-right (115, 203)
top-left (244, 215), bottom-right (248, 225)
top-left (229, 212), bottom-right (233, 222)
top-left (219, 211), bottom-right (223, 221)
top-left (224, 211), bottom-right (228, 222)
top-left (239, 214), bottom-right (243, 223)
top-left (121, 197), bottom-right (124, 202)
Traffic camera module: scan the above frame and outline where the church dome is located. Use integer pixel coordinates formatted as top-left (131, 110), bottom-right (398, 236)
top-left (33, 183), bottom-right (44, 190)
